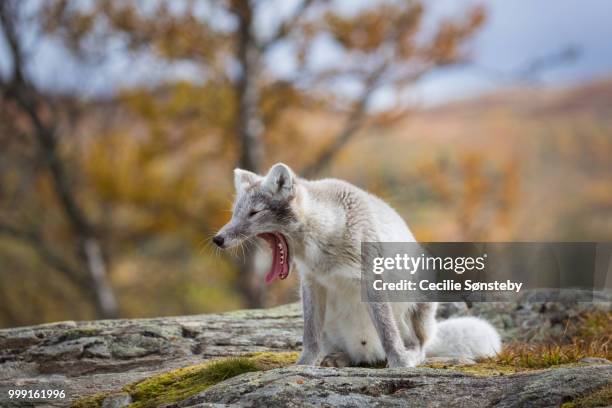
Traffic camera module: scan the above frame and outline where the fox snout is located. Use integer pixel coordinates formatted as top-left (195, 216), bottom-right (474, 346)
top-left (212, 235), bottom-right (225, 248)
top-left (212, 223), bottom-right (243, 249)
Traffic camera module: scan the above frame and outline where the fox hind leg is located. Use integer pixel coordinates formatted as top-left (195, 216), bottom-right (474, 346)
top-left (401, 303), bottom-right (437, 365)
top-left (410, 303), bottom-right (437, 347)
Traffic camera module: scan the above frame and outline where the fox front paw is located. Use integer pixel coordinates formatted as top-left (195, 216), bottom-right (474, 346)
top-left (296, 351), bottom-right (318, 366)
top-left (320, 351), bottom-right (351, 368)
top-left (387, 349), bottom-right (424, 368)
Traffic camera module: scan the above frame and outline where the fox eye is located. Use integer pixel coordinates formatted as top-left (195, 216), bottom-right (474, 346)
top-left (249, 210), bottom-right (261, 217)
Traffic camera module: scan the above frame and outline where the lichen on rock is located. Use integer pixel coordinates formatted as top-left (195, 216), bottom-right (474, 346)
top-left (0, 291), bottom-right (610, 407)
top-left (561, 384), bottom-right (612, 408)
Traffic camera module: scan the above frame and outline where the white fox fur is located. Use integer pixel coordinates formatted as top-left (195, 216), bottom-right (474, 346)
top-left (215, 163), bottom-right (502, 367)
top-left (426, 316), bottom-right (501, 359)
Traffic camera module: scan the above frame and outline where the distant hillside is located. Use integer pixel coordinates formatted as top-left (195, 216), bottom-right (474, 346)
top-left (328, 78), bottom-right (612, 241)
top-left (426, 77), bottom-right (612, 119)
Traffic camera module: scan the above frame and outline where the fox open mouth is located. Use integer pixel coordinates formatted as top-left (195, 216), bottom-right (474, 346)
top-left (258, 232), bottom-right (290, 284)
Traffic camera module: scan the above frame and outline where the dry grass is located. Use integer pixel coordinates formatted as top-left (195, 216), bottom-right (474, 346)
top-left (488, 310), bottom-right (611, 369)
top-left (571, 309), bottom-right (612, 340)
top-left (492, 339), bottom-right (609, 369)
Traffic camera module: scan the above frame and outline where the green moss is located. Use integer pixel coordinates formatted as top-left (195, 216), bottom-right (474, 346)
top-left (72, 394), bottom-right (106, 408)
top-left (561, 385), bottom-right (612, 408)
top-left (246, 351), bottom-right (300, 369)
top-left (73, 347), bottom-right (606, 408)
top-left (125, 358), bottom-right (258, 407)
top-left (71, 352), bottom-right (299, 408)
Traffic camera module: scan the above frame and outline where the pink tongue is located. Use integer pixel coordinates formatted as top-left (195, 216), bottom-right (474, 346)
top-left (264, 260), bottom-right (281, 284)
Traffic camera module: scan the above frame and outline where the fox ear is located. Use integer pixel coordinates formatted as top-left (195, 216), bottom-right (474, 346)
top-left (234, 168), bottom-right (260, 192)
top-left (263, 163), bottom-right (295, 199)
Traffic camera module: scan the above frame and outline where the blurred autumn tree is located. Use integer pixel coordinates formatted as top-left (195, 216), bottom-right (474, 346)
top-left (0, 0), bottom-right (484, 325)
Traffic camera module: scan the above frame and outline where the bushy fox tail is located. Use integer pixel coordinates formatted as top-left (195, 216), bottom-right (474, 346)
top-left (425, 316), bottom-right (502, 360)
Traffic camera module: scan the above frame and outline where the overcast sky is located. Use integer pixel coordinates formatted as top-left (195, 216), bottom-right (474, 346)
top-left (406, 0), bottom-right (612, 105)
top-left (2, 0), bottom-right (612, 107)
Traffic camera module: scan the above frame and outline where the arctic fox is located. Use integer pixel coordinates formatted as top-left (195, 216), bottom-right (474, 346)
top-left (213, 163), bottom-right (501, 367)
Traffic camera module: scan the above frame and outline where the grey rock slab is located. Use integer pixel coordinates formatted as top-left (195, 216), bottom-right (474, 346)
top-left (579, 357), bottom-right (611, 364)
top-left (0, 293), bottom-right (609, 407)
top-left (173, 365), bottom-right (612, 408)
top-left (101, 392), bottom-right (132, 408)
top-left (0, 304), bottom-right (303, 406)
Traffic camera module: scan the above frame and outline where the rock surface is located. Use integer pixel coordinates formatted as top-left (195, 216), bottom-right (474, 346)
top-left (0, 292), bottom-right (609, 407)
top-left (174, 364), bottom-right (612, 408)
top-left (0, 304), bottom-right (303, 407)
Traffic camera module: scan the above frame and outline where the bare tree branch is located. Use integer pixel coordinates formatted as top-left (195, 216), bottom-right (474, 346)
top-left (519, 46), bottom-right (579, 80)
top-left (300, 61), bottom-right (390, 178)
top-left (463, 46), bottom-right (580, 85)
top-left (0, 0), bottom-right (24, 84)
top-left (300, 6), bottom-right (433, 177)
top-left (260, 0), bottom-right (315, 51)
top-left (299, 44), bottom-right (576, 178)
top-left (0, 1), bottom-right (118, 318)
top-left (228, 0), bottom-right (266, 307)
top-left (0, 222), bottom-right (88, 290)
top-left (232, 0), bottom-right (264, 174)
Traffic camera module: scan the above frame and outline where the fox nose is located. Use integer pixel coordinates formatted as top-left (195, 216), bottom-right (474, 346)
top-left (212, 235), bottom-right (225, 248)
